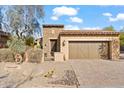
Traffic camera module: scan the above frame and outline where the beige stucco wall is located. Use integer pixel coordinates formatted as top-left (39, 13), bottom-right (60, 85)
top-left (54, 52), bottom-right (64, 61)
top-left (60, 35), bottom-right (120, 61)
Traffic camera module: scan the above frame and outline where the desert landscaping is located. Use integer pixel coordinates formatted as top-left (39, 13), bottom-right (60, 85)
top-left (1, 59), bottom-right (124, 88)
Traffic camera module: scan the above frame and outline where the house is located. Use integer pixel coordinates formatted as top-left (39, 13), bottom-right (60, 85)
top-left (43, 24), bottom-right (120, 61)
top-left (0, 31), bottom-right (10, 48)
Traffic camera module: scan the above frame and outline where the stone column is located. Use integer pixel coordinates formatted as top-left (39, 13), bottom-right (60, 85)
top-left (111, 39), bottom-right (120, 60)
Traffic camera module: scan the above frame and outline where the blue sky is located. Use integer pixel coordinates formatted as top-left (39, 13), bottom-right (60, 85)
top-left (43, 5), bottom-right (124, 31)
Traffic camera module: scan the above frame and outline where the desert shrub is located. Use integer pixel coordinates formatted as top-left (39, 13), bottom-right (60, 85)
top-left (7, 37), bottom-right (26, 54)
top-left (7, 37), bottom-right (27, 63)
top-left (25, 36), bottom-right (34, 47)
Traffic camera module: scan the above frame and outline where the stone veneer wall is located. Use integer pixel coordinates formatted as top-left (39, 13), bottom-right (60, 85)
top-left (43, 25), bottom-right (64, 59)
top-left (111, 39), bottom-right (120, 60)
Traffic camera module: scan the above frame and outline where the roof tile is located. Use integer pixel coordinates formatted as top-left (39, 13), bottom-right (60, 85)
top-left (60, 30), bottom-right (119, 36)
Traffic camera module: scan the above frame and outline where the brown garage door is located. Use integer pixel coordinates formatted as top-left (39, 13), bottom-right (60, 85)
top-left (69, 41), bottom-right (109, 59)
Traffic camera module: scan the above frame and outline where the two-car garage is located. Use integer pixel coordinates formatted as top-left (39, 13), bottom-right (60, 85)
top-left (60, 31), bottom-right (120, 61)
top-left (69, 41), bottom-right (109, 60)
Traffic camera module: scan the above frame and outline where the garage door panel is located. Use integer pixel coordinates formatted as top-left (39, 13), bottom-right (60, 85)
top-left (69, 41), bottom-right (109, 59)
top-left (69, 43), bottom-right (77, 59)
top-left (69, 42), bottom-right (89, 59)
top-left (89, 42), bottom-right (101, 59)
top-left (77, 42), bottom-right (88, 59)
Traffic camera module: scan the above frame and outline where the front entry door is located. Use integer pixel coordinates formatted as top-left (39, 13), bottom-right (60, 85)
top-left (50, 39), bottom-right (57, 56)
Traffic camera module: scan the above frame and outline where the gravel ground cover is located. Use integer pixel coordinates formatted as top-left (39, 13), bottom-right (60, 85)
top-left (0, 62), bottom-right (77, 88)
top-left (1, 59), bottom-right (124, 88)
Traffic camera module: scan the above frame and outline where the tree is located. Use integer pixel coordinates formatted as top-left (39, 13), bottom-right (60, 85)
top-left (6, 5), bottom-right (44, 40)
top-left (120, 27), bottom-right (124, 46)
top-left (4, 5), bottom-right (45, 63)
top-left (120, 33), bottom-right (124, 46)
top-left (25, 36), bottom-right (34, 46)
top-left (0, 7), bottom-right (3, 30)
top-left (103, 25), bottom-right (115, 31)
top-left (0, 6), bottom-right (11, 32)
top-left (120, 27), bottom-right (124, 32)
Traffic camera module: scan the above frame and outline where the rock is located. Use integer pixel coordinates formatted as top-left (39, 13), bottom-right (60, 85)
top-left (43, 69), bottom-right (55, 78)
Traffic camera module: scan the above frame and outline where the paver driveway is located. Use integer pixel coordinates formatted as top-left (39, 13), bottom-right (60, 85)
top-left (69, 59), bottom-right (124, 87)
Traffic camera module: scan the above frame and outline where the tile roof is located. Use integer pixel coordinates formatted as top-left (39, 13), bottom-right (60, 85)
top-left (43, 24), bottom-right (64, 28)
top-left (0, 31), bottom-right (10, 36)
top-left (60, 30), bottom-right (120, 36)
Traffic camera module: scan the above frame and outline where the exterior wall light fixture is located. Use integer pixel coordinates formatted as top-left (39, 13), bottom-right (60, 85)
top-left (62, 40), bottom-right (66, 46)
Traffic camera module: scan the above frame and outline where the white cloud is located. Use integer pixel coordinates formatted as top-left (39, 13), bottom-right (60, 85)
top-left (51, 16), bottom-right (58, 20)
top-left (51, 6), bottom-right (79, 20)
top-left (82, 27), bottom-right (101, 30)
top-left (109, 17), bottom-right (117, 22)
top-left (65, 25), bottom-right (80, 30)
top-left (65, 25), bottom-right (101, 30)
top-left (109, 13), bottom-right (124, 22)
top-left (103, 13), bottom-right (124, 22)
top-left (102, 13), bottom-right (112, 17)
top-left (53, 6), bottom-right (78, 16)
top-left (70, 17), bottom-right (83, 23)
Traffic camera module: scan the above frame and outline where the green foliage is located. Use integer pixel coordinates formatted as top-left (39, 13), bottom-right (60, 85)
top-left (120, 27), bottom-right (124, 46)
top-left (7, 37), bottom-right (26, 54)
top-left (120, 33), bottom-right (124, 46)
top-left (103, 25), bottom-right (115, 31)
top-left (36, 42), bottom-right (41, 48)
top-left (34, 39), bottom-right (41, 48)
top-left (25, 36), bottom-right (34, 46)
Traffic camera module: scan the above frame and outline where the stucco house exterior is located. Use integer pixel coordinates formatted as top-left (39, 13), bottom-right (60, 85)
top-left (42, 24), bottom-right (120, 61)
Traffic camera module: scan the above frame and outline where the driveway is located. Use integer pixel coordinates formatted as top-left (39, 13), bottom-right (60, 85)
top-left (69, 59), bottom-right (124, 87)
